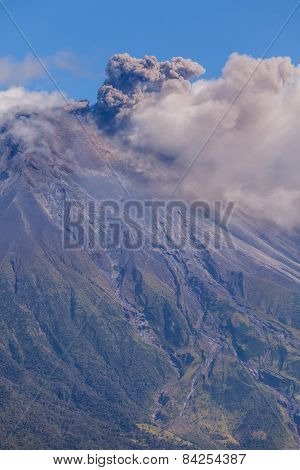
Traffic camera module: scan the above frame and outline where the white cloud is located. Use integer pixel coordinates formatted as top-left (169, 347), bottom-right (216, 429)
top-left (0, 87), bottom-right (66, 167)
top-left (0, 55), bottom-right (45, 86)
top-left (51, 50), bottom-right (82, 75)
top-left (125, 54), bottom-right (300, 227)
top-left (0, 87), bottom-right (64, 115)
top-left (0, 51), bottom-right (84, 87)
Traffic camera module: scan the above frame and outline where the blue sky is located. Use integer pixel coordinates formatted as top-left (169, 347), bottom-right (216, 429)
top-left (0, 0), bottom-right (299, 101)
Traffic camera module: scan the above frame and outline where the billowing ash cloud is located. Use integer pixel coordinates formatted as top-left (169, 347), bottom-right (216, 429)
top-left (101, 53), bottom-right (300, 228)
top-left (96, 53), bottom-right (205, 125)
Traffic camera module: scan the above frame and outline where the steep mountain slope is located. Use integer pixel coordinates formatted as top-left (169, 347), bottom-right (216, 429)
top-left (0, 105), bottom-right (299, 449)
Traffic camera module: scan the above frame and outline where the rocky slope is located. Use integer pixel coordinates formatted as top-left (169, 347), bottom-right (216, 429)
top-left (0, 102), bottom-right (299, 449)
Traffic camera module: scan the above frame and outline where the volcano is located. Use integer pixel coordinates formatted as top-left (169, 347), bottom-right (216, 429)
top-left (0, 83), bottom-right (299, 450)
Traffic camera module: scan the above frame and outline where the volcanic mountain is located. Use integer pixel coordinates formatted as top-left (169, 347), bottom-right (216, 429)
top-left (0, 67), bottom-right (300, 449)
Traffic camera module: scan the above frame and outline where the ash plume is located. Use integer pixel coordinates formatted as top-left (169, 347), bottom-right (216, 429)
top-left (96, 53), bottom-right (205, 126)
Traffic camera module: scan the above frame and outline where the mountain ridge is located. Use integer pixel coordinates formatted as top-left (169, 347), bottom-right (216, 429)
top-left (0, 98), bottom-right (299, 449)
